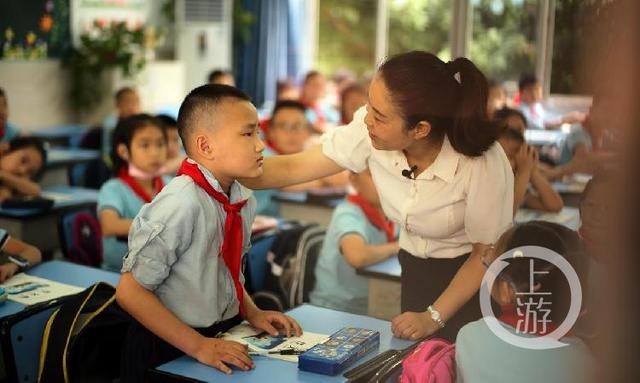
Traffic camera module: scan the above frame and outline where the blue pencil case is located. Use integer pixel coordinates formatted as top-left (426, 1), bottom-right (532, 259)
top-left (298, 327), bottom-right (380, 375)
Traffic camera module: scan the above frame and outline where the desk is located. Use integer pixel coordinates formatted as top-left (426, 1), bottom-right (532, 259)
top-left (0, 260), bottom-right (120, 383)
top-left (273, 192), bottom-right (343, 227)
top-left (552, 174), bottom-right (590, 207)
top-left (357, 257), bottom-right (401, 321)
top-left (41, 148), bottom-right (101, 187)
top-left (30, 125), bottom-right (88, 148)
top-left (515, 207), bottom-right (581, 231)
top-left (152, 304), bottom-right (414, 383)
top-left (0, 186), bottom-right (98, 254)
top-left (525, 129), bottom-right (565, 146)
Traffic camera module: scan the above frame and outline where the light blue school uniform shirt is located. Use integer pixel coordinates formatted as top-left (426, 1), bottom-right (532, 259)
top-left (310, 201), bottom-right (395, 315)
top-left (254, 147), bottom-right (280, 217)
top-left (557, 126), bottom-right (592, 165)
top-left (121, 160), bottom-right (255, 327)
top-left (97, 176), bottom-right (171, 272)
top-left (456, 319), bottom-right (597, 383)
top-left (518, 102), bottom-right (546, 130)
top-left (305, 103), bottom-right (340, 127)
top-left (2, 122), bottom-right (20, 142)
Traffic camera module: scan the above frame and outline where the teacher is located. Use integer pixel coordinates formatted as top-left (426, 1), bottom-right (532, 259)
top-left (242, 51), bottom-right (513, 341)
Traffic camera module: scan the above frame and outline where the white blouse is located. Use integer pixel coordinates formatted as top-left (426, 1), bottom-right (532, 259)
top-left (321, 107), bottom-right (514, 259)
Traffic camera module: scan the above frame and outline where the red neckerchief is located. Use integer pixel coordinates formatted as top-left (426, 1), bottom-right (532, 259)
top-left (177, 159), bottom-right (248, 318)
top-left (117, 168), bottom-right (164, 203)
top-left (346, 194), bottom-right (395, 242)
top-left (498, 305), bottom-right (561, 336)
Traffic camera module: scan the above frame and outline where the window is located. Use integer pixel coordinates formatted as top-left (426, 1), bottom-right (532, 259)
top-left (317, 0), bottom-right (377, 77)
top-left (387, 0), bottom-right (451, 61)
top-left (469, 0), bottom-right (539, 83)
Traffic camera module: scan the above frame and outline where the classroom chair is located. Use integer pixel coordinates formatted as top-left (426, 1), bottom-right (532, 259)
top-left (58, 208), bottom-right (103, 267)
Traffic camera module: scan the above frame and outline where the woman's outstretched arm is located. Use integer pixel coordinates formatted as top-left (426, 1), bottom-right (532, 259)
top-left (239, 145), bottom-right (345, 190)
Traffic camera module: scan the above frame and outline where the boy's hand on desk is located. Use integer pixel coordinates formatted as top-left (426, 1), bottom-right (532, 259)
top-left (246, 309), bottom-right (303, 338)
top-left (193, 338), bottom-right (254, 375)
top-left (0, 263), bottom-right (19, 283)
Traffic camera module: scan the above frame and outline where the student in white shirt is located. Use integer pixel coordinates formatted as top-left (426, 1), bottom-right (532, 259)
top-left (241, 51), bottom-right (514, 342)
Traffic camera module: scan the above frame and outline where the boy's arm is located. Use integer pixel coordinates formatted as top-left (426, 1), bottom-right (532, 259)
top-left (99, 209), bottom-right (132, 237)
top-left (116, 272), bottom-right (253, 374)
top-left (526, 168), bottom-right (564, 212)
top-left (0, 237), bottom-right (42, 282)
top-left (340, 234), bottom-right (399, 269)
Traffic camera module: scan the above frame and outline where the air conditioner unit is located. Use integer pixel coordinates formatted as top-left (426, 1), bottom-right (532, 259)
top-left (175, 0), bottom-right (233, 92)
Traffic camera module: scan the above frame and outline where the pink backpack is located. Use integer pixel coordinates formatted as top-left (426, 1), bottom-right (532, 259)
top-left (399, 338), bottom-right (456, 383)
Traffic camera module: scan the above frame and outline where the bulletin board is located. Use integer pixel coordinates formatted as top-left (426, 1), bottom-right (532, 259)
top-left (0, 0), bottom-right (71, 60)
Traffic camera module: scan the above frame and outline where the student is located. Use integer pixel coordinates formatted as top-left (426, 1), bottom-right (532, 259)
top-left (102, 87), bottom-right (142, 158)
top-left (542, 95), bottom-right (618, 180)
top-left (208, 69), bottom-right (235, 86)
top-left (494, 108), bottom-right (563, 213)
top-left (98, 114), bottom-right (169, 272)
top-left (115, 84), bottom-right (301, 381)
top-left (487, 79), bottom-right (507, 119)
top-left (517, 74), bottom-right (584, 130)
top-left (0, 136), bottom-right (46, 201)
top-left (255, 100), bottom-right (348, 216)
top-left (310, 169), bottom-right (399, 315)
top-left (276, 79), bottom-right (300, 101)
top-left (241, 52), bottom-right (514, 342)
top-left (456, 221), bottom-right (596, 383)
top-left (340, 83), bottom-right (367, 124)
top-left (0, 227), bottom-right (42, 283)
top-left (156, 114), bottom-right (185, 175)
top-left (0, 87), bottom-right (21, 144)
top-left (300, 71), bottom-right (340, 132)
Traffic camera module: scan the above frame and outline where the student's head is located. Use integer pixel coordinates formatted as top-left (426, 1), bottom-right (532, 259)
top-left (494, 107), bottom-right (527, 169)
top-left (349, 169), bottom-right (381, 207)
top-left (341, 84), bottom-right (367, 124)
top-left (368, 51), bottom-right (497, 156)
top-left (518, 73), bottom-right (542, 104)
top-left (301, 71), bottom-right (326, 104)
top-left (579, 170), bottom-right (618, 261)
top-left (276, 79), bottom-right (300, 101)
top-left (266, 101), bottom-right (310, 154)
top-left (484, 221), bottom-right (587, 324)
top-left (114, 87), bottom-right (141, 118)
top-left (156, 114), bottom-right (181, 159)
top-left (0, 87), bottom-right (7, 130)
top-left (487, 79), bottom-right (507, 118)
top-left (111, 114), bottom-right (167, 175)
top-left (0, 136), bottom-right (46, 179)
top-left (177, 84), bottom-right (264, 180)
top-left (208, 69), bottom-right (235, 87)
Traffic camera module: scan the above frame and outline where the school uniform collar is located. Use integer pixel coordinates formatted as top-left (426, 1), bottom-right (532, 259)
top-left (185, 158), bottom-right (252, 203)
top-left (419, 136), bottom-right (460, 183)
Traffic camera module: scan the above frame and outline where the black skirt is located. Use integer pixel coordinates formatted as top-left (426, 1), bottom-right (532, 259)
top-left (399, 249), bottom-right (481, 342)
top-left (120, 315), bottom-right (242, 383)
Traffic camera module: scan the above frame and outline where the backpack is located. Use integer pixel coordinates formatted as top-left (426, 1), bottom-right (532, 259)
top-left (399, 338), bottom-right (457, 383)
top-left (38, 282), bottom-right (131, 383)
top-left (250, 223), bottom-right (324, 311)
top-left (59, 210), bottom-right (103, 267)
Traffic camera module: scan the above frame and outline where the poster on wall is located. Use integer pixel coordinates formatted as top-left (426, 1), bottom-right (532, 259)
top-left (0, 0), bottom-right (71, 60)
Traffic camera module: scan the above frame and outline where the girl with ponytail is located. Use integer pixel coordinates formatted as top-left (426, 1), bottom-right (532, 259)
top-left (241, 51), bottom-right (514, 341)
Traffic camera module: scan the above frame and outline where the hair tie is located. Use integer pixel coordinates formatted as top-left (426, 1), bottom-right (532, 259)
top-left (446, 60), bottom-right (462, 85)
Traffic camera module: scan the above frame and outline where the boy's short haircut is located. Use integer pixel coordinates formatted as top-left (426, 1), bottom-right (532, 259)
top-left (494, 107), bottom-right (527, 132)
top-left (114, 87), bottom-right (136, 104)
top-left (177, 84), bottom-right (251, 154)
top-left (271, 100), bottom-right (307, 119)
top-left (303, 70), bottom-right (321, 84)
top-left (156, 114), bottom-right (178, 130)
top-left (208, 69), bottom-right (233, 83)
top-left (518, 73), bottom-right (539, 92)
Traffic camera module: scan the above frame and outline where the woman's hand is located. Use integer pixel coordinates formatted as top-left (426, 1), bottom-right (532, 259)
top-left (515, 144), bottom-right (538, 176)
top-left (391, 311), bottom-right (440, 340)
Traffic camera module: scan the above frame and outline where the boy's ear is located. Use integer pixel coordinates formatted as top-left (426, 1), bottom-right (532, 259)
top-left (116, 143), bottom-right (129, 161)
top-left (195, 133), bottom-right (215, 160)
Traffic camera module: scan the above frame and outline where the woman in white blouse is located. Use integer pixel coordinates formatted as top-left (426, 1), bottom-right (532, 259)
top-left (242, 51), bottom-right (514, 341)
